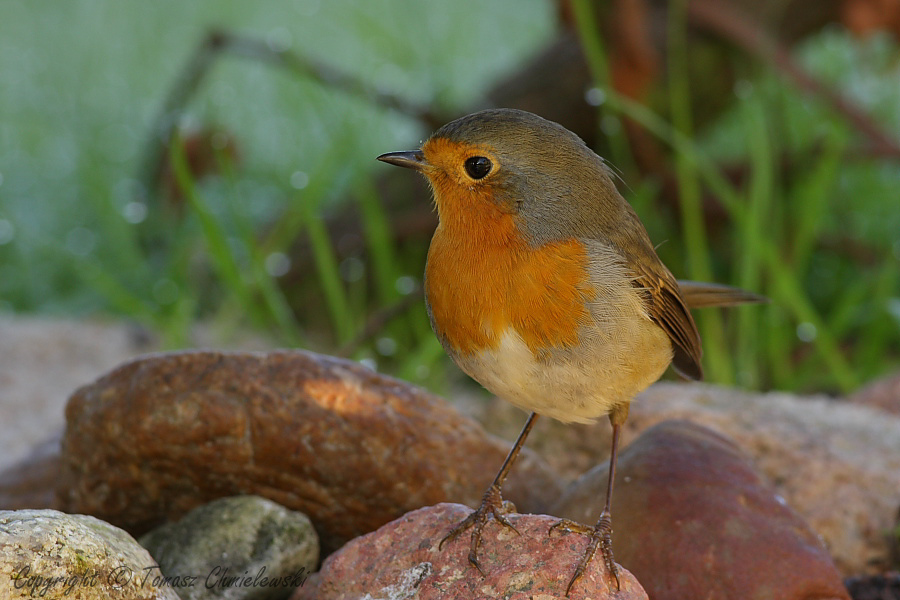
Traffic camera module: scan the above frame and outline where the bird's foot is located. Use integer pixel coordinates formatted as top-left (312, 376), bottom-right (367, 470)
top-left (439, 484), bottom-right (519, 575)
top-left (550, 511), bottom-right (620, 596)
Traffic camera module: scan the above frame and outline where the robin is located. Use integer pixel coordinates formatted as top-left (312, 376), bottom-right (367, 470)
top-left (377, 108), bottom-right (763, 594)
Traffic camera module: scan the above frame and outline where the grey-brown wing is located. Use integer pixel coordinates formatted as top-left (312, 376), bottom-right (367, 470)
top-left (572, 161), bottom-right (704, 380)
top-left (631, 260), bottom-right (703, 381)
top-left (603, 202), bottom-right (704, 381)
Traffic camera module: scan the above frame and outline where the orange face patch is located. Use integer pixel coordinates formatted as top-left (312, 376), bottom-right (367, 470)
top-left (422, 136), bottom-right (593, 356)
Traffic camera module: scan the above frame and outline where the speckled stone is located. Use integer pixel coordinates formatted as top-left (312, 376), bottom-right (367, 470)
top-left (0, 509), bottom-right (180, 600)
top-left (139, 496), bottom-right (317, 600)
top-left (292, 503), bottom-right (647, 600)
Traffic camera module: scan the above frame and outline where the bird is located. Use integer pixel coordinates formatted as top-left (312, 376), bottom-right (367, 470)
top-left (377, 108), bottom-right (763, 594)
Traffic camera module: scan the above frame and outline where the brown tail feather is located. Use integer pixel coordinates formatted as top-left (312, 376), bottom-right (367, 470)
top-left (677, 280), bottom-right (768, 309)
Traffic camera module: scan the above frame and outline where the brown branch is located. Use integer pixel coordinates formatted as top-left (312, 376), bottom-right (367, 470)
top-left (689, 0), bottom-right (900, 159)
top-left (137, 28), bottom-right (441, 201)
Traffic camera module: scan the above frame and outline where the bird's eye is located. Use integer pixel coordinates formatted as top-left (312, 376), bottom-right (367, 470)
top-left (464, 156), bottom-right (492, 180)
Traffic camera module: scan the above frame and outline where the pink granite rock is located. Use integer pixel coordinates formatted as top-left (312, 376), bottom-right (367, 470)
top-left (293, 503), bottom-right (647, 600)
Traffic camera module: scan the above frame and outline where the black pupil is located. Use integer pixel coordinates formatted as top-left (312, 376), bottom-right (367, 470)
top-left (464, 156), bottom-right (492, 180)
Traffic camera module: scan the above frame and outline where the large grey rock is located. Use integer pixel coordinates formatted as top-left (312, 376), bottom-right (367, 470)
top-left (0, 509), bottom-right (179, 600)
top-left (140, 496), bottom-right (318, 600)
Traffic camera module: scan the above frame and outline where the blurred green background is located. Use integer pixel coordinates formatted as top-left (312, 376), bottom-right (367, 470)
top-left (1, 0), bottom-right (898, 396)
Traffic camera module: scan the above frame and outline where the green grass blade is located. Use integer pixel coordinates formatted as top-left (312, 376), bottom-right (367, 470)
top-left (218, 153), bottom-right (305, 346)
top-left (667, 0), bottom-right (730, 383)
top-left (855, 254), bottom-right (900, 379)
top-left (301, 195), bottom-right (355, 345)
top-left (569, 0), bottom-right (634, 173)
top-left (761, 242), bottom-right (857, 392)
top-left (735, 97), bottom-right (774, 387)
top-left (354, 176), bottom-right (401, 304)
top-left (789, 133), bottom-right (845, 269)
top-left (170, 137), bottom-right (259, 324)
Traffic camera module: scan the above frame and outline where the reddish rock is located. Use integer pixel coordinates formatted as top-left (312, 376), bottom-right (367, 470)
top-left (58, 350), bottom-right (561, 552)
top-left (849, 371), bottom-right (900, 415)
top-left (551, 420), bottom-right (851, 600)
top-left (471, 382), bottom-right (900, 575)
top-left (292, 503), bottom-right (647, 600)
top-left (625, 384), bottom-right (900, 575)
top-left (0, 433), bottom-right (62, 511)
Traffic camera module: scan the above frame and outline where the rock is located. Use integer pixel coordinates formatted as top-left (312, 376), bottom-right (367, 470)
top-left (551, 420), bottom-right (851, 600)
top-left (139, 495), bottom-right (317, 600)
top-left (292, 503), bottom-right (647, 600)
top-left (849, 371), bottom-right (900, 415)
top-left (0, 432), bottom-right (63, 511)
top-left (0, 508), bottom-right (179, 600)
top-left (471, 382), bottom-right (900, 575)
top-left (0, 316), bottom-right (279, 476)
top-left (59, 350), bottom-right (562, 553)
top-left (624, 383), bottom-right (900, 576)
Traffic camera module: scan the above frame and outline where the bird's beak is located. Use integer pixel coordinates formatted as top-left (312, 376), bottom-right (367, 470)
top-left (376, 150), bottom-right (428, 172)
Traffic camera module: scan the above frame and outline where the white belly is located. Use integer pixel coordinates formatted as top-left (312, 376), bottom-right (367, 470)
top-left (452, 308), bottom-right (673, 424)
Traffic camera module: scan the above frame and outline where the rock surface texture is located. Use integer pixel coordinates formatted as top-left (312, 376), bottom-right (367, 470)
top-left (0, 508), bottom-right (180, 600)
top-left (292, 502), bottom-right (647, 600)
top-left (140, 495), bottom-right (318, 600)
top-left (551, 420), bottom-right (851, 600)
top-left (626, 384), bottom-right (900, 576)
top-left (849, 370), bottom-right (900, 415)
top-left (0, 433), bottom-right (63, 511)
top-left (59, 350), bottom-right (562, 552)
top-left (471, 381), bottom-right (900, 575)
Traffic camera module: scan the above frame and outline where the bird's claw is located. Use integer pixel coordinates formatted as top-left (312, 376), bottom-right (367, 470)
top-left (548, 518), bottom-right (592, 537)
top-left (551, 512), bottom-right (620, 596)
top-left (438, 485), bottom-right (518, 576)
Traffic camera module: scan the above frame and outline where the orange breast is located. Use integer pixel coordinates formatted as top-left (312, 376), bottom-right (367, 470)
top-left (425, 207), bottom-right (594, 357)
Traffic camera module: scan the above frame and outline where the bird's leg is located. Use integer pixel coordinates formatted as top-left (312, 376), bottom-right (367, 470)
top-left (439, 411), bottom-right (540, 575)
top-left (551, 404), bottom-right (628, 595)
